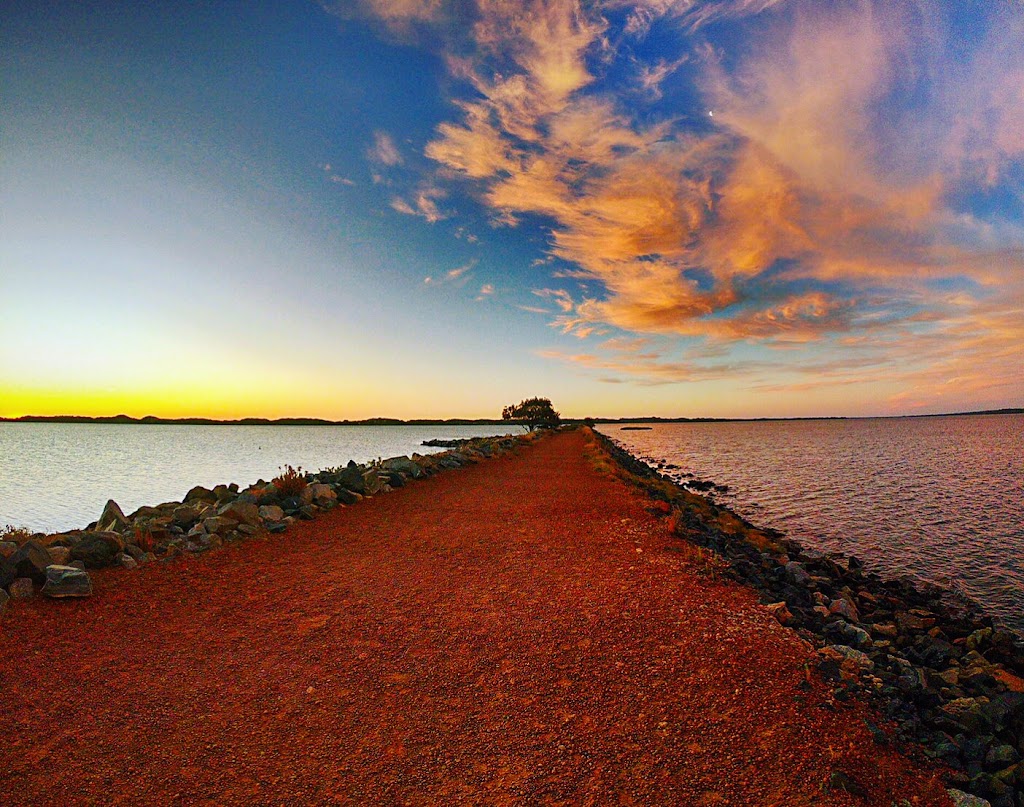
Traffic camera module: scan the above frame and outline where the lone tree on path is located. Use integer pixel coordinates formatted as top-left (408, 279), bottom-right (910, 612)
top-left (502, 397), bottom-right (561, 432)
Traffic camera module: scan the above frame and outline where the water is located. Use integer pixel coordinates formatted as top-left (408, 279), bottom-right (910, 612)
top-left (0, 423), bottom-right (515, 534)
top-left (600, 415), bottom-right (1024, 633)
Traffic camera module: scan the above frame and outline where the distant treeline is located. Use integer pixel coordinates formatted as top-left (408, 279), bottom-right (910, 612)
top-left (1, 408), bottom-right (1019, 426)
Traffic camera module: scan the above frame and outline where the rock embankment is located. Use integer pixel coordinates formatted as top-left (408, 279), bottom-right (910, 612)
top-left (595, 429), bottom-right (1024, 807)
top-left (0, 433), bottom-right (536, 609)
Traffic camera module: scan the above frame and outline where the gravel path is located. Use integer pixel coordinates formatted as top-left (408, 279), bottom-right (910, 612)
top-left (1, 430), bottom-right (951, 805)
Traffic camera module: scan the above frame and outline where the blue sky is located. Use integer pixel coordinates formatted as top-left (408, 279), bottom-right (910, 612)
top-left (2, 1), bottom-right (1022, 418)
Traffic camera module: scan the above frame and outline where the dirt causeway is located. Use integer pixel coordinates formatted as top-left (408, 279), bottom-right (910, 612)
top-left (1, 430), bottom-right (951, 805)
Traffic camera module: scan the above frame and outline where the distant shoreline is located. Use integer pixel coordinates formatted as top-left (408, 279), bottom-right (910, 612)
top-left (0, 408), bottom-right (1020, 426)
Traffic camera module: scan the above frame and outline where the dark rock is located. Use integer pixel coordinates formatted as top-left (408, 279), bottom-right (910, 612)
top-left (336, 489), bottom-right (362, 505)
top-left (308, 484), bottom-right (338, 507)
top-left (0, 587), bottom-right (9, 611)
top-left (267, 521), bottom-right (287, 534)
top-left (380, 455), bottom-right (424, 479)
top-left (97, 499), bottom-right (130, 532)
top-left (172, 505), bottom-right (201, 526)
top-left (184, 485), bottom-right (217, 504)
top-left (986, 745), bottom-right (1019, 770)
top-left (6, 540), bottom-right (52, 584)
top-left (0, 540), bottom-right (18, 558)
top-left (47, 546), bottom-right (72, 565)
top-left (823, 620), bottom-right (872, 649)
top-left (70, 531), bottom-right (125, 569)
top-left (336, 461), bottom-right (366, 494)
top-left (9, 577), bottom-right (34, 598)
top-left (41, 565), bottom-right (93, 598)
top-left (298, 505), bottom-right (316, 520)
top-left (785, 561), bottom-right (810, 585)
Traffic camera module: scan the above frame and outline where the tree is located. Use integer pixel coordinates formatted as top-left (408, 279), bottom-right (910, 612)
top-left (502, 397), bottom-right (561, 432)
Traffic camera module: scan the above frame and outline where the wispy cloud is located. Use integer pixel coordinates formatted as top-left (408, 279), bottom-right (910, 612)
top-left (391, 185), bottom-right (448, 222)
top-left (476, 283), bottom-right (495, 300)
top-left (341, 0), bottom-right (1024, 406)
top-left (424, 258), bottom-right (477, 286)
top-left (368, 130), bottom-right (404, 166)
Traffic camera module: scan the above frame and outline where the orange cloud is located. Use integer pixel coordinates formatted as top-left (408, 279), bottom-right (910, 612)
top-left (346, 0), bottom-right (1023, 404)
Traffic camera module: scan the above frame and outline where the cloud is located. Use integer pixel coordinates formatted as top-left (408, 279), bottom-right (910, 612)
top-left (476, 283), bottom-right (495, 300)
top-left (424, 259), bottom-right (477, 286)
top-left (391, 185), bottom-right (448, 222)
top-left (350, 0), bottom-right (1024, 407)
top-left (368, 131), bottom-right (404, 166)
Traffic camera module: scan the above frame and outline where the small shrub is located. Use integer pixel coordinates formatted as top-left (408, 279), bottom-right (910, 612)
top-left (134, 525), bottom-right (158, 553)
top-left (273, 465), bottom-right (308, 496)
top-left (1, 524), bottom-right (35, 546)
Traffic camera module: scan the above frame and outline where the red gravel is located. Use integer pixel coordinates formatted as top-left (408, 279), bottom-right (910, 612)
top-left (0, 430), bottom-right (951, 806)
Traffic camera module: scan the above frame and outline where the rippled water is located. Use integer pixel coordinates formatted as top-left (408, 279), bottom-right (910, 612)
top-left (0, 423), bottom-right (515, 534)
top-left (600, 415), bottom-right (1024, 633)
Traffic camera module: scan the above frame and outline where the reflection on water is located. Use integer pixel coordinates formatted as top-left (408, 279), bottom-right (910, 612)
top-left (600, 415), bottom-right (1024, 632)
top-left (0, 423), bottom-right (514, 534)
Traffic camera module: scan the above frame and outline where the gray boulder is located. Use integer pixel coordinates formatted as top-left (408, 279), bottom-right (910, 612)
top-left (336, 461), bottom-right (366, 494)
top-left (308, 484), bottom-right (337, 507)
top-left (380, 456), bottom-right (424, 479)
top-left (41, 565), bottom-right (93, 598)
top-left (258, 505), bottom-right (285, 523)
top-left (97, 499), bottom-right (130, 533)
top-left (203, 516), bottom-right (239, 535)
top-left (217, 501), bottom-right (261, 527)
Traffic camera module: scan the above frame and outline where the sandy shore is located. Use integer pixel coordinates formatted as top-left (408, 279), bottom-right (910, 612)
top-left (0, 429), bottom-right (951, 805)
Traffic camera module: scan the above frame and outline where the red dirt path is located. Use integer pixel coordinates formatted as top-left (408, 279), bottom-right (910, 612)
top-left (1, 430), bottom-right (951, 806)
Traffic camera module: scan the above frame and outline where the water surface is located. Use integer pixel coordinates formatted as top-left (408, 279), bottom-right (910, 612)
top-left (0, 423), bottom-right (514, 534)
top-left (600, 415), bottom-right (1024, 632)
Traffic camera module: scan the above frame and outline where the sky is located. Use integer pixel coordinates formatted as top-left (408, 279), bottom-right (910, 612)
top-left (1, 0), bottom-right (1022, 420)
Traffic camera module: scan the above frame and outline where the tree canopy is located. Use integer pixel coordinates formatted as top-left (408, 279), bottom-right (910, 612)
top-left (501, 397), bottom-right (561, 431)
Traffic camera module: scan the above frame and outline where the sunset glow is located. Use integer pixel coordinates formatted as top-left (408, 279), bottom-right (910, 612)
top-left (2, 0), bottom-right (1021, 419)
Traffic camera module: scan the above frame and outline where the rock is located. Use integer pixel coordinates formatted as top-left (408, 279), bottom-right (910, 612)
top-left (119, 553), bottom-right (139, 570)
top-left (172, 505), bottom-right (201, 526)
top-left (362, 468), bottom-right (385, 496)
top-left (0, 587), bottom-right (8, 611)
top-left (6, 540), bottom-right (53, 584)
top-left (184, 485), bottom-right (217, 504)
top-left (70, 531), bottom-right (125, 569)
top-left (47, 546), bottom-right (72, 565)
top-left (267, 521), bottom-right (287, 534)
top-left (336, 489), bottom-right (363, 505)
top-left (380, 455), bottom-right (424, 479)
top-left (336, 461), bottom-right (366, 494)
top-left (827, 769), bottom-right (867, 798)
top-left (948, 789), bottom-right (992, 807)
top-left (824, 620), bottom-right (872, 649)
top-left (203, 516), bottom-right (239, 535)
top-left (785, 561), bottom-right (810, 585)
top-left (819, 644), bottom-right (874, 673)
top-left (217, 501), bottom-right (261, 527)
top-left (258, 505), bottom-right (285, 523)
top-left (308, 484), bottom-right (337, 507)
top-left (298, 505), bottom-right (316, 520)
top-left (9, 577), bottom-right (35, 598)
top-left (237, 524), bottom-right (259, 536)
top-left (828, 597), bottom-right (860, 623)
top-left (41, 565), bottom-right (93, 598)
top-left (765, 601), bottom-right (794, 625)
top-left (986, 745), bottom-right (1019, 770)
top-left (97, 499), bottom-right (130, 532)
top-left (0, 540), bottom-right (18, 558)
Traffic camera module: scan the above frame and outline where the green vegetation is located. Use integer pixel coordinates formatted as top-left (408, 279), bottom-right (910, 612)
top-left (501, 397), bottom-right (561, 432)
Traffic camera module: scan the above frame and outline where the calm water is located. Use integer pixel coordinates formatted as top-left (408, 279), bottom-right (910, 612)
top-left (600, 415), bottom-right (1024, 633)
top-left (0, 423), bottom-right (515, 534)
